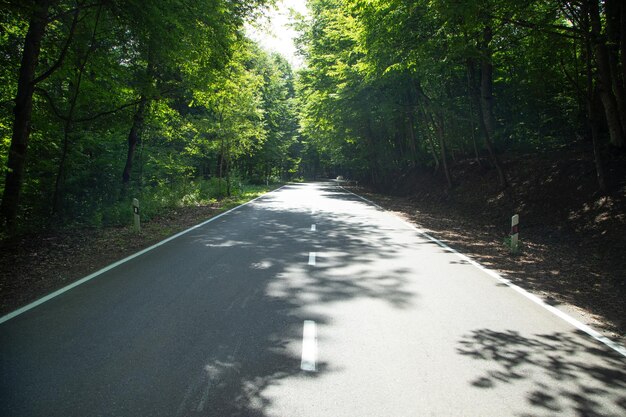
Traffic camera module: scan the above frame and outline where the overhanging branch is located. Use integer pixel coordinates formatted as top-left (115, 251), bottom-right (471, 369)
top-left (32, 4), bottom-right (80, 85)
top-left (35, 87), bottom-right (143, 123)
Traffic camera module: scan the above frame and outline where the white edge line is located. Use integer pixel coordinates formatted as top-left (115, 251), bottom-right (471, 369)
top-left (339, 185), bottom-right (626, 357)
top-left (0, 186), bottom-right (287, 325)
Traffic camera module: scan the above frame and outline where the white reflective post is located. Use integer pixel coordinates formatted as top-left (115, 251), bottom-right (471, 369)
top-left (510, 214), bottom-right (519, 253)
top-left (132, 198), bottom-right (140, 232)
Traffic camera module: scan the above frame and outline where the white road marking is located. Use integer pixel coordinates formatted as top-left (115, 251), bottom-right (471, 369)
top-left (241, 288), bottom-right (260, 309)
top-left (196, 381), bottom-right (210, 412)
top-left (308, 252), bottom-right (316, 266)
top-left (311, 224), bottom-right (316, 232)
top-left (301, 320), bottom-right (318, 372)
top-left (240, 295), bottom-right (251, 310)
top-left (176, 377), bottom-right (200, 417)
top-left (0, 186), bottom-right (287, 325)
top-left (340, 185), bottom-right (626, 358)
top-left (231, 339), bottom-right (242, 359)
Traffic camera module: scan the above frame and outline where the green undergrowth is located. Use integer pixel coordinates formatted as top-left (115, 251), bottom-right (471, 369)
top-left (100, 179), bottom-right (279, 228)
top-left (1, 179), bottom-right (281, 240)
top-left (503, 235), bottom-right (523, 255)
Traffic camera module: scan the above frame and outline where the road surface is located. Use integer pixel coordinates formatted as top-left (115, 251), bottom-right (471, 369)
top-left (1, 182), bottom-right (625, 416)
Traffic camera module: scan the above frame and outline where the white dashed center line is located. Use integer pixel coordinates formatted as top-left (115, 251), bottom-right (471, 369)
top-left (308, 252), bottom-right (316, 266)
top-left (310, 224), bottom-right (316, 232)
top-left (301, 320), bottom-right (317, 372)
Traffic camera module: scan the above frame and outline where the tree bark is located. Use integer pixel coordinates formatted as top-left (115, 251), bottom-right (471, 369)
top-left (479, 26), bottom-right (508, 188)
top-left (589, 0), bottom-right (624, 147)
top-left (605, 0), bottom-right (626, 139)
top-left (582, 3), bottom-right (607, 192)
top-left (590, 86), bottom-right (608, 192)
top-left (621, 1), bottom-right (626, 92)
top-left (466, 61), bottom-right (482, 165)
top-left (0, 0), bottom-right (51, 228)
top-left (52, 105), bottom-right (73, 216)
top-left (122, 38), bottom-right (157, 185)
top-left (122, 97), bottom-right (147, 183)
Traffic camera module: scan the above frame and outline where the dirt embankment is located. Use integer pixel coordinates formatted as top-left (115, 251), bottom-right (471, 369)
top-left (354, 146), bottom-right (626, 339)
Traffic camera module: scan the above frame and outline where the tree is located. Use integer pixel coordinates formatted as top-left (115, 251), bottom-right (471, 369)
top-left (295, 0), bottom-right (621, 193)
top-left (1, 0), bottom-right (79, 228)
top-left (1, 0), bottom-right (279, 231)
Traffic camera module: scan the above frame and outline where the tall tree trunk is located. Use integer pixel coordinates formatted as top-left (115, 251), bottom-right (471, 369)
top-left (590, 86), bottom-right (608, 192)
top-left (414, 105), bottom-right (439, 170)
top-left (582, 3), bottom-right (608, 192)
top-left (621, 1), bottom-right (626, 91)
top-left (226, 148), bottom-right (231, 196)
top-left (479, 26), bottom-right (508, 188)
top-left (218, 138), bottom-right (225, 195)
top-left (466, 60), bottom-right (482, 165)
top-left (406, 112), bottom-right (418, 166)
top-left (433, 112), bottom-right (452, 189)
top-left (53, 7), bottom-right (102, 216)
top-left (605, 0), bottom-right (626, 139)
top-left (0, 0), bottom-right (51, 228)
top-left (412, 80), bottom-right (439, 170)
top-left (589, 0), bottom-right (624, 147)
top-left (122, 40), bottom-right (156, 185)
top-left (405, 83), bottom-right (418, 166)
top-left (122, 96), bottom-right (147, 183)
top-left (52, 118), bottom-right (72, 216)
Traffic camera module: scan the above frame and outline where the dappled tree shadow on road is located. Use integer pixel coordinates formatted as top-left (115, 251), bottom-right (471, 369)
top-left (457, 329), bottom-right (626, 417)
top-left (0, 183), bottom-right (420, 417)
top-left (171, 183), bottom-right (418, 416)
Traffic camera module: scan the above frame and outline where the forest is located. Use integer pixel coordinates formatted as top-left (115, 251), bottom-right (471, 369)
top-left (0, 0), bottom-right (299, 234)
top-left (297, 0), bottom-right (625, 191)
top-left (1, 0), bottom-right (625, 237)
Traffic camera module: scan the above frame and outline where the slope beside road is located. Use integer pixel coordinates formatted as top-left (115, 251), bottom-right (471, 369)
top-left (1, 182), bottom-right (625, 416)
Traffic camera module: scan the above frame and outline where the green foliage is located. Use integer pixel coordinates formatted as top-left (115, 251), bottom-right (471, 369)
top-left (294, 0), bottom-right (620, 189)
top-left (0, 0), bottom-right (300, 234)
top-left (74, 178), bottom-right (278, 229)
top-left (3, 0), bottom-right (621, 234)
top-left (503, 235), bottom-right (523, 255)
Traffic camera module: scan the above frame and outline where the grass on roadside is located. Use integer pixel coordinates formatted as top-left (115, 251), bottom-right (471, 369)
top-left (90, 179), bottom-right (280, 229)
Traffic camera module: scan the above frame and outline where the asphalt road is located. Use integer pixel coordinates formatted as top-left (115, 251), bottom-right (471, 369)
top-left (1, 182), bottom-right (625, 416)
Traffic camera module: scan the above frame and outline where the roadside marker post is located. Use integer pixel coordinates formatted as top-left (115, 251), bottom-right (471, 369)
top-left (510, 214), bottom-right (519, 253)
top-left (132, 198), bottom-right (140, 232)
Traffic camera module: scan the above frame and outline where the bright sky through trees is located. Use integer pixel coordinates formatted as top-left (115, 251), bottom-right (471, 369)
top-left (246, 0), bottom-right (308, 68)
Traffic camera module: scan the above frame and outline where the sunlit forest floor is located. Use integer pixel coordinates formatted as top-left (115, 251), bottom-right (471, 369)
top-left (0, 186), bottom-right (279, 317)
top-left (355, 146), bottom-right (626, 342)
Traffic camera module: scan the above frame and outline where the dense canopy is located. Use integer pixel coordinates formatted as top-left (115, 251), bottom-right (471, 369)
top-left (1, 0), bottom-right (624, 234)
top-left (0, 0), bottom-right (299, 231)
top-left (296, 0), bottom-right (625, 191)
